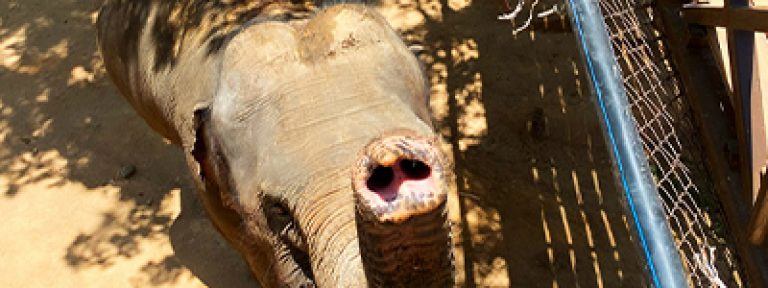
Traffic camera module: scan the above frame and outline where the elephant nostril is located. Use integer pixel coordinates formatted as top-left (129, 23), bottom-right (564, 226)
top-left (364, 158), bottom-right (433, 202)
top-left (366, 165), bottom-right (394, 191)
top-left (399, 159), bottom-right (430, 180)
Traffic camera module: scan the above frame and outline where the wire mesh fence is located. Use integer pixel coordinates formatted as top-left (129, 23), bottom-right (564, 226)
top-left (596, 0), bottom-right (746, 286)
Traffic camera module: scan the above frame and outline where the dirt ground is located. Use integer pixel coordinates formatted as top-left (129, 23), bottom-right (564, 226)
top-left (0, 0), bottom-right (648, 287)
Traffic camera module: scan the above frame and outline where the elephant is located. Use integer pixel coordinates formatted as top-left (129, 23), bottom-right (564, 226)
top-left (97, 0), bottom-right (455, 286)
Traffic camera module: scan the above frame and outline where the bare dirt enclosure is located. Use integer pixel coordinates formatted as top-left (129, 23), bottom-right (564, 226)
top-left (0, 0), bottom-right (650, 287)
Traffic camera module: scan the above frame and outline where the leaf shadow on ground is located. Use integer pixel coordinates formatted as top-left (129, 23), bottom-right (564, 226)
top-left (0, 0), bottom-right (256, 286)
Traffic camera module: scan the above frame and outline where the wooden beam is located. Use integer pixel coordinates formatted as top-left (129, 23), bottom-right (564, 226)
top-left (683, 6), bottom-right (768, 32)
top-left (656, 1), bottom-right (768, 286)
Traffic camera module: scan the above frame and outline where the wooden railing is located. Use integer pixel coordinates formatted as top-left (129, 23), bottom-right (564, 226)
top-left (685, 5), bottom-right (768, 32)
top-left (682, 2), bottom-right (768, 247)
top-left (655, 0), bottom-right (768, 286)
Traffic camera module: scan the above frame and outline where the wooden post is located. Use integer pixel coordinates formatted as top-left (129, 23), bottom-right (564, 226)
top-left (749, 31), bottom-right (768, 246)
top-left (751, 33), bottom-right (767, 206)
top-left (750, 171), bottom-right (768, 246)
top-left (725, 0), bottom-right (758, 205)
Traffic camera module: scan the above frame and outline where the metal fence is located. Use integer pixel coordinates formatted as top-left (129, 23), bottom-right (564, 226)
top-left (582, 0), bottom-right (746, 286)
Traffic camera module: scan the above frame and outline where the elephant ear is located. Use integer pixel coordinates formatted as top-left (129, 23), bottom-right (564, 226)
top-left (189, 106), bottom-right (245, 244)
top-left (190, 106), bottom-right (237, 209)
top-left (189, 106), bottom-right (214, 187)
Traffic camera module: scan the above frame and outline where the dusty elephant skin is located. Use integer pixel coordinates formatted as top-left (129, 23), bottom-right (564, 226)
top-left (97, 0), bottom-right (455, 286)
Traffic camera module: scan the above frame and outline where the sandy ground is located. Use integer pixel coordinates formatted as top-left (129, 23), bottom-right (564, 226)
top-left (0, 0), bottom-right (648, 287)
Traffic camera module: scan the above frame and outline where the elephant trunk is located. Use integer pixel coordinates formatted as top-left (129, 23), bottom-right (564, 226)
top-left (296, 130), bottom-right (454, 287)
top-left (351, 130), bottom-right (455, 287)
top-left (298, 176), bottom-right (368, 287)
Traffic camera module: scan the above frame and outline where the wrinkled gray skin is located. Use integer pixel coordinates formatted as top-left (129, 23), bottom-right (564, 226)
top-left (98, 0), bottom-right (454, 287)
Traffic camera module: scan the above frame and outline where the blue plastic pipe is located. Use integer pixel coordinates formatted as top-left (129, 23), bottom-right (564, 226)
top-left (563, 1), bottom-right (688, 287)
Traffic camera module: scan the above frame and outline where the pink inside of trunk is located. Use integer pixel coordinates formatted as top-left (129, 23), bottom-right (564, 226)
top-left (365, 158), bottom-right (434, 202)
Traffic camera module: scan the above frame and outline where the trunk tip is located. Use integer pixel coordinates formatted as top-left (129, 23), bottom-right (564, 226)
top-left (352, 130), bottom-right (450, 223)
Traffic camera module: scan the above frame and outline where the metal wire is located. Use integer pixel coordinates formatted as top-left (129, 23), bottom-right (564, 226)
top-left (596, 1), bottom-right (745, 286)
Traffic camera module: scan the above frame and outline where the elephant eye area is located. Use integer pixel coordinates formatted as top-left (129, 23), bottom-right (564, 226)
top-left (266, 202), bottom-right (293, 233)
top-left (262, 198), bottom-right (314, 283)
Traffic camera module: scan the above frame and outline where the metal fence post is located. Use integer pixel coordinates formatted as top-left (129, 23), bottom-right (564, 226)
top-left (564, 1), bottom-right (688, 287)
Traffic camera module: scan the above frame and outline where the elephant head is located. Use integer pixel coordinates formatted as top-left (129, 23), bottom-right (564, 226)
top-left (192, 4), bottom-right (455, 287)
